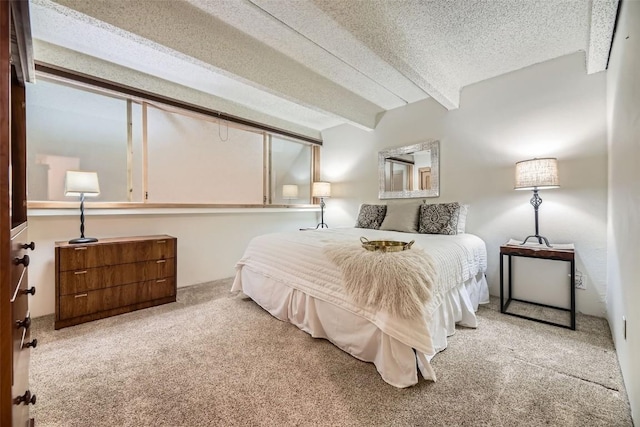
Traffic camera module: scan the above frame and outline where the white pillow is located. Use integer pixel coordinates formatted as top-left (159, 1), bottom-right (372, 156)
top-left (457, 204), bottom-right (469, 234)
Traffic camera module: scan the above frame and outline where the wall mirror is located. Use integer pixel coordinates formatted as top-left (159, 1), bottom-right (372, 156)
top-left (378, 140), bottom-right (440, 199)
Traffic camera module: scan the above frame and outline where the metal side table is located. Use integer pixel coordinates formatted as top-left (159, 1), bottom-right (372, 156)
top-left (500, 243), bottom-right (576, 330)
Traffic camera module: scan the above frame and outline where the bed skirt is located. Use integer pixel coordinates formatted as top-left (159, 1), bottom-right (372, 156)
top-left (232, 268), bottom-right (489, 388)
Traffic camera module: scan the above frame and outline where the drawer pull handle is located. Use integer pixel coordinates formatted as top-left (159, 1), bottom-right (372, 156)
top-left (74, 270), bottom-right (88, 275)
top-left (74, 247), bottom-right (88, 251)
top-left (156, 240), bottom-right (166, 244)
top-left (24, 339), bottom-right (38, 349)
top-left (14, 390), bottom-right (36, 406)
top-left (14, 254), bottom-right (30, 267)
top-left (16, 316), bottom-right (31, 330)
top-left (156, 279), bottom-right (167, 283)
top-left (75, 293), bottom-right (88, 298)
top-left (22, 287), bottom-right (36, 296)
top-left (156, 260), bottom-right (166, 264)
top-left (21, 242), bottom-right (35, 251)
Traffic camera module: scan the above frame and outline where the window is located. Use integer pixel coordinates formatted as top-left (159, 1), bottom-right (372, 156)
top-left (270, 136), bottom-right (312, 205)
top-left (146, 105), bottom-right (264, 204)
top-left (26, 75), bottom-right (318, 207)
top-left (27, 79), bottom-right (134, 202)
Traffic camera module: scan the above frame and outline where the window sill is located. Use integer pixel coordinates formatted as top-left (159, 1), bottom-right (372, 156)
top-left (27, 202), bottom-right (320, 217)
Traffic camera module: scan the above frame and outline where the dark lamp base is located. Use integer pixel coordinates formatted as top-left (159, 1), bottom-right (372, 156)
top-left (521, 234), bottom-right (551, 247)
top-left (68, 237), bottom-right (98, 244)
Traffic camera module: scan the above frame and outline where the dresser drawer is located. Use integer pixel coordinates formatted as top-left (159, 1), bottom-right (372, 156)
top-left (58, 238), bottom-right (176, 271)
top-left (11, 231), bottom-right (31, 388)
top-left (12, 278), bottom-right (30, 360)
top-left (11, 338), bottom-right (30, 427)
top-left (12, 273), bottom-right (31, 422)
top-left (10, 259), bottom-right (27, 304)
top-left (11, 225), bottom-right (29, 298)
top-left (59, 278), bottom-right (176, 320)
top-left (59, 258), bottom-right (176, 295)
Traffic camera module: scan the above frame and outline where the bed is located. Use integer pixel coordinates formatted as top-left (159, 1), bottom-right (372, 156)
top-left (231, 227), bottom-right (488, 388)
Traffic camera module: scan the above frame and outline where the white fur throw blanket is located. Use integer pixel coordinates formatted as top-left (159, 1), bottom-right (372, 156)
top-left (324, 243), bottom-right (437, 319)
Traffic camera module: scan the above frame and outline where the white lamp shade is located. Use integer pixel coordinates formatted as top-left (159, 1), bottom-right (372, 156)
top-left (312, 181), bottom-right (331, 198)
top-left (514, 158), bottom-right (559, 190)
top-left (282, 184), bottom-right (299, 198)
top-left (64, 171), bottom-right (100, 197)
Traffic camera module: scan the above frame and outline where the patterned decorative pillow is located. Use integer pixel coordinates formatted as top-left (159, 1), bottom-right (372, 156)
top-left (418, 202), bottom-right (461, 235)
top-left (355, 204), bottom-right (387, 229)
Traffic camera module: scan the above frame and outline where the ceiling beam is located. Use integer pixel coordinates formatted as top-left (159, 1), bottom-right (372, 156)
top-left (34, 40), bottom-right (324, 141)
top-left (49, 0), bottom-right (383, 130)
top-left (587, 0), bottom-right (620, 73)
top-left (252, 0), bottom-right (459, 110)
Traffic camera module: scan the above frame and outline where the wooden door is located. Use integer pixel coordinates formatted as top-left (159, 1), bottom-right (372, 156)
top-left (419, 167), bottom-right (431, 191)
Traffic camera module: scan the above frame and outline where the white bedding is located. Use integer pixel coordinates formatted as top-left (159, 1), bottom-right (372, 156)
top-left (232, 227), bottom-right (488, 387)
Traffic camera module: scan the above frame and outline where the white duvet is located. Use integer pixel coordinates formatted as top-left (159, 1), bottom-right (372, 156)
top-left (233, 227), bottom-right (487, 356)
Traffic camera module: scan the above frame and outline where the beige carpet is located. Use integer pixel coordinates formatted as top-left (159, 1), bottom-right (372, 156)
top-left (31, 278), bottom-right (633, 426)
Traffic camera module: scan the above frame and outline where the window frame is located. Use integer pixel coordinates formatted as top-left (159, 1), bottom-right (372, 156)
top-left (27, 66), bottom-right (322, 210)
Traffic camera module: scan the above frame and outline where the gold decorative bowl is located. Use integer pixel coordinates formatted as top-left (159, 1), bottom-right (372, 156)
top-left (360, 236), bottom-right (415, 252)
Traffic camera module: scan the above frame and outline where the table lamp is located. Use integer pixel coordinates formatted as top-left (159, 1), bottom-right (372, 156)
top-left (312, 181), bottom-right (331, 229)
top-left (65, 170), bottom-right (100, 244)
top-left (282, 184), bottom-right (298, 202)
top-left (514, 158), bottom-right (559, 247)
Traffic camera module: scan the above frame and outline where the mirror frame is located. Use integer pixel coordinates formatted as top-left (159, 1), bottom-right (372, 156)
top-left (378, 140), bottom-right (440, 199)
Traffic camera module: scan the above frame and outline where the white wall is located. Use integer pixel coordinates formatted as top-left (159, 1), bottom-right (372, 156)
top-left (322, 52), bottom-right (608, 317)
top-left (606, 0), bottom-right (640, 421)
top-left (27, 209), bottom-right (317, 318)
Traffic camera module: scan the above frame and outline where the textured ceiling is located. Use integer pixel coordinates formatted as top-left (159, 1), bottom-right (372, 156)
top-left (31, 0), bottom-right (618, 136)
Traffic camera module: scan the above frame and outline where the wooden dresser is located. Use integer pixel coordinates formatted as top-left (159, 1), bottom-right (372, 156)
top-left (54, 235), bottom-right (177, 329)
top-left (1, 2), bottom-right (36, 425)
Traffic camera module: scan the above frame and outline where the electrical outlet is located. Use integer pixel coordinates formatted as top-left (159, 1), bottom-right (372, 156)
top-left (623, 316), bottom-right (627, 340)
top-left (575, 270), bottom-right (586, 290)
